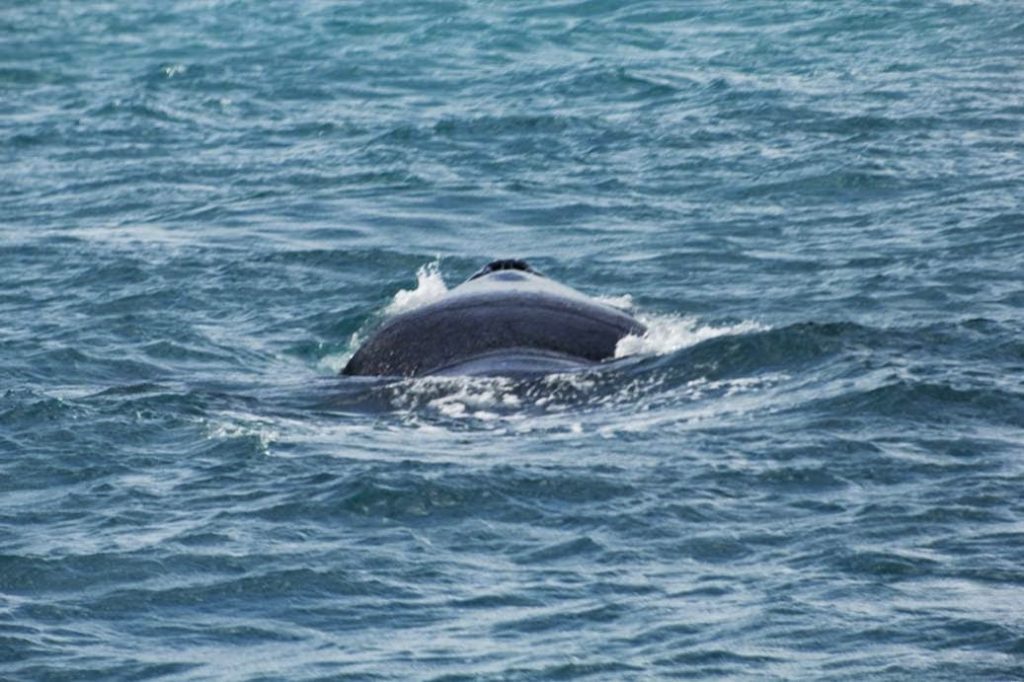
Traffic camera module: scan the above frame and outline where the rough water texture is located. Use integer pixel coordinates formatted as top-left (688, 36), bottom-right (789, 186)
top-left (2, 1), bottom-right (1023, 680)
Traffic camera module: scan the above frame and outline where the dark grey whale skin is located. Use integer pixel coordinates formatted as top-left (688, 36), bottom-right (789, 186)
top-left (341, 263), bottom-right (646, 378)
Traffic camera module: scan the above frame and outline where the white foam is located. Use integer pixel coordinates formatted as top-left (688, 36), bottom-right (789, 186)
top-left (317, 331), bottom-right (361, 374)
top-left (389, 375), bottom-right (525, 422)
top-left (204, 411), bottom-right (280, 451)
top-left (615, 314), bottom-right (764, 358)
top-left (384, 261), bottom-right (449, 315)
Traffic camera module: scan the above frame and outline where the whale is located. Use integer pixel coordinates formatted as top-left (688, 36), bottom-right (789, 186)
top-left (341, 259), bottom-right (647, 378)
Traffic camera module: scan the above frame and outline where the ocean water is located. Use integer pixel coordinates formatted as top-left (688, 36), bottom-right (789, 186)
top-left (2, 1), bottom-right (1024, 679)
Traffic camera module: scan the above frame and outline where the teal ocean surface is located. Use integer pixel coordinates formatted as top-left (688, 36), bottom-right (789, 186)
top-left (2, 1), bottom-right (1023, 679)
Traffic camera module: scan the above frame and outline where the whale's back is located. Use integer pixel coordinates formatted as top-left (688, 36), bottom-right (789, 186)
top-left (342, 270), bottom-right (645, 378)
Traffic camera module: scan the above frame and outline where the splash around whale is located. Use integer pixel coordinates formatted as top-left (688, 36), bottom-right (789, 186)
top-left (341, 260), bottom-right (647, 378)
